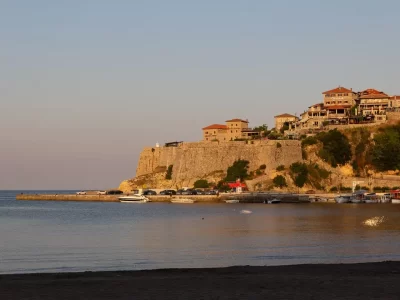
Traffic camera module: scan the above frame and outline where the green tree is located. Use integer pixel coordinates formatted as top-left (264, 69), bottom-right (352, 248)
top-left (225, 159), bottom-right (250, 182)
top-left (317, 129), bottom-right (352, 167)
top-left (290, 162), bottom-right (308, 188)
top-left (273, 175), bottom-right (287, 188)
top-left (193, 179), bottom-right (209, 189)
top-left (371, 127), bottom-right (400, 171)
top-left (276, 165), bottom-right (285, 171)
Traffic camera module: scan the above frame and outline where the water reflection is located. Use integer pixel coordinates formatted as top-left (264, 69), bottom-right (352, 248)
top-left (1, 193), bottom-right (400, 273)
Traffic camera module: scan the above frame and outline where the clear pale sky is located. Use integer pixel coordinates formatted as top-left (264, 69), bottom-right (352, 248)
top-left (1, 0), bottom-right (399, 190)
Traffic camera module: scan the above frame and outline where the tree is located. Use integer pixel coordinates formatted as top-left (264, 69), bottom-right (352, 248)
top-left (273, 175), bottom-right (287, 188)
top-left (316, 129), bottom-right (352, 167)
top-left (225, 160), bottom-right (250, 182)
top-left (290, 162), bottom-right (308, 188)
top-left (193, 179), bottom-right (209, 188)
top-left (371, 126), bottom-right (400, 171)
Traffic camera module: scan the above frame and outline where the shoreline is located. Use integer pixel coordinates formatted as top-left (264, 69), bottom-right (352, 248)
top-left (1, 261), bottom-right (400, 299)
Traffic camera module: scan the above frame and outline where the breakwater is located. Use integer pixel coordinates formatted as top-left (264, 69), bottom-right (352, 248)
top-left (16, 193), bottom-right (311, 203)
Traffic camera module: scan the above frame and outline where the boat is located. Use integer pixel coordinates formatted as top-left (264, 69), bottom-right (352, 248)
top-left (364, 193), bottom-right (379, 204)
top-left (351, 190), bottom-right (367, 203)
top-left (377, 193), bottom-right (391, 203)
top-left (390, 189), bottom-right (400, 203)
top-left (334, 195), bottom-right (352, 203)
top-left (225, 199), bottom-right (240, 203)
top-left (170, 198), bottom-right (196, 204)
top-left (267, 198), bottom-right (281, 204)
top-left (119, 194), bottom-right (150, 203)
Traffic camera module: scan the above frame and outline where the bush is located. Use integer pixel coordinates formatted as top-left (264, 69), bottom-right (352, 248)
top-left (276, 142), bottom-right (282, 148)
top-left (373, 186), bottom-right (382, 192)
top-left (273, 175), bottom-right (287, 188)
top-left (259, 164), bottom-right (267, 170)
top-left (225, 160), bottom-right (250, 182)
top-left (301, 136), bottom-right (318, 148)
top-left (302, 148), bottom-right (308, 160)
top-left (290, 162), bottom-right (308, 188)
top-left (193, 179), bottom-right (209, 189)
top-left (316, 129), bottom-right (352, 167)
top-left (165, 165), bottom-right (173, 180)
top-left (255, 169), bottom-right (263, 176)
top-left (276, 165), bottom-right (285, 171)
top-left (360, 186), bottom-right (370, 191)
top-left (330, 187), bottom-right (338, 192)
top-left (382, 186), bottom-right (390, 192)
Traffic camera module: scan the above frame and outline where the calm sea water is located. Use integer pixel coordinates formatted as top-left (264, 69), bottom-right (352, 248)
top-left (1, 190), bottom-right (400, 274)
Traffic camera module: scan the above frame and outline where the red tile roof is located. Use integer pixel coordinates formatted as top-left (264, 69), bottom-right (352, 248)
top-left (322, 86), bottom-right (354, 94)
top-left (225, 118), bottom-right (249, 123)
top-left (360, 88), bottom-right (386, 95)
top-left (390, 95), bottom-right (400, 100)
top-left (360, 93), bottom-right (390, 99)
top-left (274, 113), bottom-right (297, 118)
top-left (202, 124), bottom-right (228, 130)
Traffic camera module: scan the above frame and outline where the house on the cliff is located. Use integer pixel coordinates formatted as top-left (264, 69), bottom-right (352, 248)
top-left (202, 118), bottom-right (260, 141)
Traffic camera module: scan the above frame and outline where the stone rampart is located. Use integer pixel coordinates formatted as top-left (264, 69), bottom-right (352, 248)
top-left (135, 140), bottom-right (302, 187)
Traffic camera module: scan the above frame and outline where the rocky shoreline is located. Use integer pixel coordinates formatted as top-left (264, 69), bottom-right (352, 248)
top-left (1, 261), bottom-right (400, 299)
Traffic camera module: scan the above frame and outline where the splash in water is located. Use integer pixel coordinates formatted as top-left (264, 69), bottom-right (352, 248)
top-left (363, 216), bottom-right (385, 227)
top-left (240, 210), bottom-right (252, 214)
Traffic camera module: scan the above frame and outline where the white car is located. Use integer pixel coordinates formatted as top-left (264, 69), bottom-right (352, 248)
top-left (97, 191), bottom-right (107, 195)
top-left (76, 191), bottom-right (86, 195)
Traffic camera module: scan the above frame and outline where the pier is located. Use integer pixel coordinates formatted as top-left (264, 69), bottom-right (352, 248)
top-left (15, 193), bottom-right (311, 203)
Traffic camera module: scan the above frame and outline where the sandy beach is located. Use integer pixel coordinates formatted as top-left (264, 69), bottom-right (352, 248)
top-left (1, 261), bottom-right (400, 299)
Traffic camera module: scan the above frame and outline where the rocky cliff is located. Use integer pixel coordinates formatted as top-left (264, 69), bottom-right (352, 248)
top-left (119, 140), bottom-right (302, 191)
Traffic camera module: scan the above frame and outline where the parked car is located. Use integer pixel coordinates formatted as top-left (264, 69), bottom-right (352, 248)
top-left (143, 190), bottom-right (157, 195)
top-left (160, 190), bottom-right (176, 195)
top-left (76, 191), bottom-right (86, 195)
top-left (195, 189), bottom-right (205, 195)
top-left (106, 190), bottom-right (123, 195)
top-left (205, 190), bottom-right (218, 195)
top-left (176, 189), bottom-right (185, 195)
top-left (182, 189), bottom-right (197, 195)
top-left (97, 191), bottom-right (107, 195)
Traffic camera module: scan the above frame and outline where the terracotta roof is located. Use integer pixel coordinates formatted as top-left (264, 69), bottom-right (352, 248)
top-left (202, 124), bottom-right (228, 130)
top-left (390, 95), bottom-right (400, 100)
top-left (360, 93), bottom-right (390, 99)
top-left (322, 86), bottom-right (354, 94)
top-left (360, 88), bottom-right (386, 95)
top-left (225, 118), bottom-right (249, 123)
top-left (274, 113), bottom-right (297, 118)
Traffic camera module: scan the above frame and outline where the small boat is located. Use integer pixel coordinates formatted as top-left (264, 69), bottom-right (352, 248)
top-left (267, 198), bottom-right (281, 204)
top-left (364, 193), bottom-right (379, 204)
top-left (377, 193), bottom-right (391, 203)
top-left (119, 194), bottom-right (150, 203)
top-left (334, 195), bottom-right (352, 204)
top-left (171, 198), bottom-right (196, 204)
top-left (225, 199), bottom-right (239, 203)
top-left (390, 189), bottom-right (400, 203)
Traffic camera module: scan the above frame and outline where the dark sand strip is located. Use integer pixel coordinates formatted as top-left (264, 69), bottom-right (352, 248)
top-left (1, 262), bottom-right (400, 300)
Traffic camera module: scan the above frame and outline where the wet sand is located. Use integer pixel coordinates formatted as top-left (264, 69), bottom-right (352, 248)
top-left (1, 261), bottom-right (400, 299)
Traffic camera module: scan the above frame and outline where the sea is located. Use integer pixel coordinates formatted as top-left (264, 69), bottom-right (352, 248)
top-left (1, 190), bottom-right (400, 274)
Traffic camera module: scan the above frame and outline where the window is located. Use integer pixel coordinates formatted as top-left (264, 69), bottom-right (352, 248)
top-left (231, 130), bottom-right (232, 133)
top-left (236, 124), bottom-right (238, 126)
top-left (344, 93), bottom-right (348, 96)
top-left (214, 131), bottom-right (216, 134)
top-left (338, 94), bottom-right (342, 96)
top-left (206, 138), bottom-right (208, 140)
top-left (326, 101), bottom-right (331, 104)
top-left (205, 131), bottom-right (208, 134)
top-left (344, 101), bottom-right (348, 103)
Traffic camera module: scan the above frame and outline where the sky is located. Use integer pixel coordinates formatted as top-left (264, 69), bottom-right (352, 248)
top-left (1, 0), bottom-right (399, 189)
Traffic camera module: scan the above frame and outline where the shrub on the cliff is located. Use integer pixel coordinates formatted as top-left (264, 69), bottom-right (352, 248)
top-left (301, 136), bottom-right (318, 148)
top-left (276, 165), bottom-right (285, 171)
top-left (194, 179), bottom-right (209, 188)
top-left (259, 164), bottom-right (266, 170)
top-left (371, 125), bottom-right (400, 171)
top-left (273, 175), bottom-right (287, 188)
top-left (255, 169), bottom-right (263, 176)
top-left (276, 142), bottom-right (282, 148)
top-left (316, 129), bottom-right (352, 167)
top-left (225, 160), bottom-right (249, 182)
top-left (165, 165), bottom-right (173, 180)
top-left (289, 162), bottom-right (308, 188)
top-left (330, 187), bottom-right (338, 192)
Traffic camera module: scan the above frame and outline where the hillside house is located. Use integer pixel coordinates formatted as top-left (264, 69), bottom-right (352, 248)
top-left (202, 118), bottom-right (260, 141)
top-left (274, 113), bottom-right (298, 131)
top-left (358, 89), bottom-right (390, 116)
top-left (323, 86), bottom-right (357, 118)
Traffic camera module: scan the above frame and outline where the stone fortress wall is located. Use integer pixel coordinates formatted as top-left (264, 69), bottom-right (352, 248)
top-left (135, 140), bottom-right (302, 187)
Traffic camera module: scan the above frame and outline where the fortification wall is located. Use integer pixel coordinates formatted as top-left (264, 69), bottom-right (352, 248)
top-left (135, 140), bottom-right (302, 187)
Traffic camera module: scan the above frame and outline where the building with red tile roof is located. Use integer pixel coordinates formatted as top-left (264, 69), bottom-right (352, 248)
top-left (202, 118), bottom-right (259, 141)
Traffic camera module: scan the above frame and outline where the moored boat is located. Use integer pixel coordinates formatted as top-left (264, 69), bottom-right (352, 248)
top-left (119, 194), bottom-right (150, 203)
top-left (334, 195), bottom-right (352, 203)
top-left (267, 198), bottom-right (281, 204)
top-left (171, 198), bottom-right (196, 204)
top-left (390, 189), bottom-right (400, 203)
top-left (364, 193), bottom-right (379, 204)
top-left (225, 199), bottom-right (240, 203)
